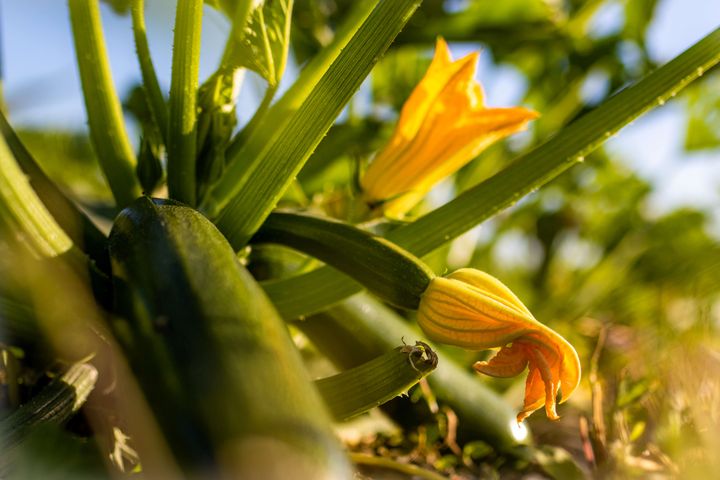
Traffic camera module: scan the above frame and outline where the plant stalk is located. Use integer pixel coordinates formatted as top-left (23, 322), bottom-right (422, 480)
top-left (167, 0), bottom-right (203, 206)
top-left (68, 0), bottom-right (141, 208)
top-left (131, 0), bottom-right (169, 145)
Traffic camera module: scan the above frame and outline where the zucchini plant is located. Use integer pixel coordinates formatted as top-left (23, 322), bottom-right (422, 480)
top-left (0, 0), bottom-right (718, 477)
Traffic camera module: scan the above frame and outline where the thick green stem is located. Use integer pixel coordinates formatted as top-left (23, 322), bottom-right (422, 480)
top-left (131, 0), bottom-right (169, 145)
top-left (68, 0), bottom-right (141, 208)
top-left (0, 110), bottom-right (109, 272)
top-left (167, 0), bottom-right (203, 206)
top-left (225, 83), bottom-right (277, 155)
top-left (315, 343), bottom-right (437, 421)
top-left (0, 133), bottom-right (73, 258)
top-left (297, 293), bottom-right (529, 450)
top-left (253, 212), bottom-right (435, 309)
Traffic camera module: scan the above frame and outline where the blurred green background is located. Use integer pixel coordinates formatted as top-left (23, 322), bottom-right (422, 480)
top-left (2, 0), bottom-right (719, 477)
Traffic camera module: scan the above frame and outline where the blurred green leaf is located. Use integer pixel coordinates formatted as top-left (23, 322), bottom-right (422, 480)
top-left (1, 111), bottom-right (110, 271)
top-left (372, 46), bottom-right (430, 112)
top-left (624, 0), bottom-right (660, 43)
top-left (4, 424), bottom-right (105, 480)
top-left (531, 445), bottom-right (586, 480)
top-left (684, 71), bottom-right (720, 150)
top-left (101, 0), bottom-right (130, 14)
top-left (297, 119), bottom-right (383, 193)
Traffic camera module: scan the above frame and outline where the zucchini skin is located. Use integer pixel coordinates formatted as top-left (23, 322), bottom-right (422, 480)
top-left (109, 197), bottom-right (350, 478)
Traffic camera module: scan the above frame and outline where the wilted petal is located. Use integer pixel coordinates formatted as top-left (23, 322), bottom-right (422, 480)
top-left (474, 342), bottom-right (528, 377)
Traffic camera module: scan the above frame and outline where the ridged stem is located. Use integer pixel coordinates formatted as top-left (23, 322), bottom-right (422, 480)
top-left (253, 211), bottom-right (435, 309)
top-left (68, 0), bottom-right (141, 208)
top-left (131, 0), bottom-right (169, 145)
top-left (297, 293), bottom-right (529, 450)
top-left (166, 0), bottom-right (203, 205)
top-left (0, 132), bottom-right (73, 258)
top-left (315, 343), bottom-right (437, 421)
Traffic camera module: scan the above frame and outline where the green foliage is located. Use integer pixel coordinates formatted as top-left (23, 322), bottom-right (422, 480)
top-left (2, 0), bottom-right (720, 478)
top-left (5, 425), bottom-right (106, 480)
top-left (684, 70), bottom-right (720, 150)
top-left (261, 25), bottom-right (720, 319)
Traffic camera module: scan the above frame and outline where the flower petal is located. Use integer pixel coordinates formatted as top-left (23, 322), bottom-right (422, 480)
top-left (417, 269), bottom-right (581, 422)
top-left (447, 269), bottom-right (534, 317)
top-left (361, 39), bottom-right (538, 217)
top-left (474, 342), bottom-right (528, 378)
top-left (395, 38), bottom-right (478, 140)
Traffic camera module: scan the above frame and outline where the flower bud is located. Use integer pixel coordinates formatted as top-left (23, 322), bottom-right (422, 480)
top-left (361, 38), bottom-right (538, 217)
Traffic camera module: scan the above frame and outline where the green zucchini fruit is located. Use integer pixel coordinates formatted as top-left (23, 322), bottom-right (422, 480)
top-left (108, 197), bottom-right (351, 478)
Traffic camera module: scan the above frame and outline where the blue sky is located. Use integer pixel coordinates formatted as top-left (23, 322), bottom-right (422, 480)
top-left (1, 0), bottom-right (718, 231)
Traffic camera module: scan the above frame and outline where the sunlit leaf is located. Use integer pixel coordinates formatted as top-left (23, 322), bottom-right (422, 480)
top-left (228, 0), bottom-right (293, 87)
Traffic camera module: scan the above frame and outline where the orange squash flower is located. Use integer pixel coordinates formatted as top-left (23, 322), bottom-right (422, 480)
top-left (417, 269), bottom-right (581, 422)
top-left (361, 38), bottom-right (539, 217)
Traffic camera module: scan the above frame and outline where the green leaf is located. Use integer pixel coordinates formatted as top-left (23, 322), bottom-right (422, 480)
top-left (253, 212), bottom-right (434, 309)
top-left (2, 424), bottom-right (105, 480)
top-left (529, 446), bottom-right (586, 480)
top-left (315, 342), bottom-right (437, 421)
top-left (228, 0), bottom-right (293, 87)
top-left (263, 27), bottom-right (720, 320)
top-left (684, 70), bottom-right (720, 151)
top-left (200, 0), bottom-right (423, 247)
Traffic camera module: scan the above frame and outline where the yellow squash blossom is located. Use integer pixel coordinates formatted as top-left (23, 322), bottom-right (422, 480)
top-left (361, 38), bottom-right (539, 217)
top-left (417, 269), bottom-right (581, 422)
